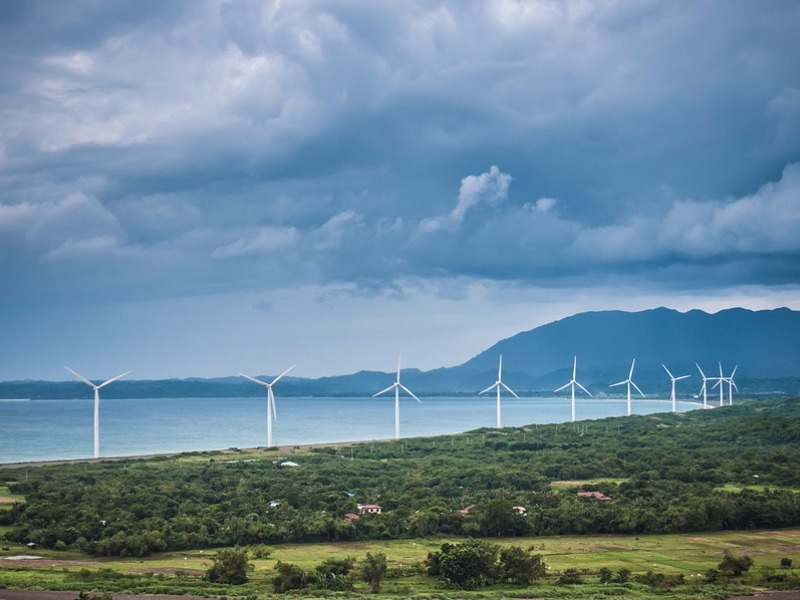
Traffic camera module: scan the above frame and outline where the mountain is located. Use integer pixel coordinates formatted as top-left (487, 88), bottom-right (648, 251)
top-left (2, 307), bottom-right (799, 398)
top-left (433, 306), bottom-right (800, 391)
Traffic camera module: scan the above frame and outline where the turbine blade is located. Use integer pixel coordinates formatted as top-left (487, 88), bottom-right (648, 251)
top-left (696, 363), bottom-right (706, 378)
top-left (629, 358), bottom-right (636, 379)
top-left (572, 356), bottom-right (577, 379)
top-left (662, 363), bottom-right (674, 379)
top-left (575, 381), bottom-right (592, 397)
top-left (498, 355), bottom-right (503, 381)
top-left (732, 381), bottom-right (739, 391)
top-left (270, 364), bottom-right (296, 386)
top-left (270, 389), bottom-right (278, 421)
top-left (710, 379), bottom-right (720, 390)
top-left (373, 383), bottom-right (397, 397)
top-left (609, 380), bottom-right (626, 387)
top-left (731, 365), bottom-right (738, 378)
top-left (631, 381), bottom-right (645, 397)
top-left (396, 353), bottom-right (402, 383)
top-left (554, 382), bottom-right (571, 393)
top-left (501, 382), bottom-right (520, 399)
top-left (676, 375), bottom-right (691, 381)
top-left (97, 370), bottom-right (132, 389)
top-left (479, 383), bottom-right (498, 395)
top-left (63, 366), bottom-right (97, 389)
top-left (718, 361), bottom-right (724, 378)
top-left (239, 372), bottom-right (269, 387)
top-left (399, 383), bottom-right (422, 403)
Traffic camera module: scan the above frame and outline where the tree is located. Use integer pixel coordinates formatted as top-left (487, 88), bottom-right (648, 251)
top-left (272, 561), bottom-right (309, 592)
top-left (558, 567), bottom-right (583, 585)
top-left (615, 567), bottom-right (630, 583)
top-left (204, 547), bottom-right (253, 584)
top-left (437, 539), bottom-right (501, 589)
top-left (499, 545), bottom-right (546, 585)
top-left (359, 551), bottom-right (387, 593)
top-left (598, 567), bottom-right (613, 583)
top-left (781, 557), bottom-right (793, 569)
top-left (718, 550), bottom-right (754, 576)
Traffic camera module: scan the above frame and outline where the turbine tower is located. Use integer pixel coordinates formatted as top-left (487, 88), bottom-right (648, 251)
top-left (554, 356), bottom-right (592, 422)
top-left (479, 355), bottom-right (520, 428)
top-left (64, 366), bottom-right (132, 459)
top-left (609, 358), bottom-right (644, 416)
top-left (695, 363), bottom-right (709, 408)
top-left (373, 354), bottom-right (421, 440)
top-left (662, 364), bottom-right (690, 413)
top-left (239, 364), bottom-right (296, 448)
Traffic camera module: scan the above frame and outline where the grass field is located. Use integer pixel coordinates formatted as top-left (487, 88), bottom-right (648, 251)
top-left (1, 529), bottom-right (799, 597)
top-left (2, 528), bottom-right (798, 575)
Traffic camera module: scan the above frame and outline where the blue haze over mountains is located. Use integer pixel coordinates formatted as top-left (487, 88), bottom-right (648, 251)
top-left (3, 308), bottom-right (799, 398)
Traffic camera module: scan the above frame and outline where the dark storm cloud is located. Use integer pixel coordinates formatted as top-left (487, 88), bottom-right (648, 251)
top-left (1, 0), bottom-right (800, 307)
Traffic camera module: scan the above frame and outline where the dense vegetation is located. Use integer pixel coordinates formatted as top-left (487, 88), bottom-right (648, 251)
top-left (2, 398), bottom-right (800, 557)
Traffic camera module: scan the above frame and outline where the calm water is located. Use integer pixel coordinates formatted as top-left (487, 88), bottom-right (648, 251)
top-left (0, 396), bottom-right (704, 464)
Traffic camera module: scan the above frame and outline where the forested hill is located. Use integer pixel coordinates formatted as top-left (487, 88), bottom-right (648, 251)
top-left (2, 397), bottom-right (800, 556)
top-left (2, 307), bottom-right (799, 398)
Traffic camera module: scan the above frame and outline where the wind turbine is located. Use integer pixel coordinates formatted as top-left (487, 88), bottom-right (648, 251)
top-left (64, 366), bottom-right (132, 459)
top-left (724, 365), bottom-right (738, 405)
top-left (711, 362), bottom-right (738, 407)
top-left (695, 363), bottom-right (709, 408)
top-left (479, 355), bottom-right (520, 428)
top-left (373, 354), bottom-right (421, 440)
top-left (609, 358), bottom-right (644, 416)
top-left (662, 364), bottom-right (691, 413)
top-left (710, 362), bottom-right (728, 407)
top-left (238, 364), bottom-right (296, 448)
top-left (554, 356), bottom-right (592, 422)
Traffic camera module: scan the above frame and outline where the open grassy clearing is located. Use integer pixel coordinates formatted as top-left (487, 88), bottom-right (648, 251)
top-left (0, 484), bottom-right (25, 508)
top-left (550, 478), bottom-right (629, 488)
top-left (3, 528), bottom-right (798, 577)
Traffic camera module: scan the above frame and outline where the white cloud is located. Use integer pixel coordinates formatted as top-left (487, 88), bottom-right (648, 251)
top-left (532, 197), bottom-right (557, 213)
top-left (212, 226), bottom-right (298, 259)
top-left (0, 192), bottom-right (127, 261)
top-left (312, 209), bottom-right (364, 250)
top-left (419, 166), bottom-right (513, 233)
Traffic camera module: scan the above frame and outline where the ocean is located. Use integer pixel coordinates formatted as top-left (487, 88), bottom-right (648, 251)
top-left (0, 396), bottom-right (705, 464)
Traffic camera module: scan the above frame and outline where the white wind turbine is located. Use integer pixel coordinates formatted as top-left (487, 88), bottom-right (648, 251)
top-left (64, 366), bottom-right (132, 459)
top-left (479, 355), bottom-right (520, 428)
top-left (609, 358), bottom-right (644, 416)
top-left (554, 356), bottom-right (592, 422)
top-left (238, 364), bottom-right (296, 448)
top-left (662, 364), bottom-right (691, 413)
top-left (373, 354), bottom-right (421, 440)
top-left (711, 362), bottom-right (737, 407)
top-left (695, 363), bottom-right (710, 408)
top-left (724, 365), bottom-right (738, 405)
top-left (710, 362), bottom-right (728, 407)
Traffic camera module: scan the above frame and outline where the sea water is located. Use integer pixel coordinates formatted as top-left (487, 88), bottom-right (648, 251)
top-left (0, 396), bottom-right (704, 464)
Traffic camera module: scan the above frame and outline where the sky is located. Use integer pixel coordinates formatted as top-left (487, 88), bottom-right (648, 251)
top-left (1, 0), bottom-right (800, 381)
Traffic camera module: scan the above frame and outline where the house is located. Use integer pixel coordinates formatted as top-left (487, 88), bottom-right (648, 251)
top-left (357, 503), bottom-right (382, 515)
top-left (577, 491), bottom-right (611, 501)
top-left (512, 505), bottom-right (527, 515)
top-left (343, 513), bottom-right (360, 522)
top-left (280, 461), bottom-right (300, 468)
top-left (458, 504), bottom-right (475, 515)
top-left (26, 542), bottom-right (37, 549)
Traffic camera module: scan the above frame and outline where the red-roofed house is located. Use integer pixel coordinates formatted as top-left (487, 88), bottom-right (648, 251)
top-left (343, 513), bottom-right (360, 522)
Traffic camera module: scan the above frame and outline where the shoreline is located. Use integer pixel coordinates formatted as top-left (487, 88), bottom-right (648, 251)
top-left (0, 437), bottom-right (395, 470)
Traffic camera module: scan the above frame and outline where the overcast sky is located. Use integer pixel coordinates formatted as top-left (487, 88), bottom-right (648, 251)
top-left (2, 0), bottom-right (800, 381)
